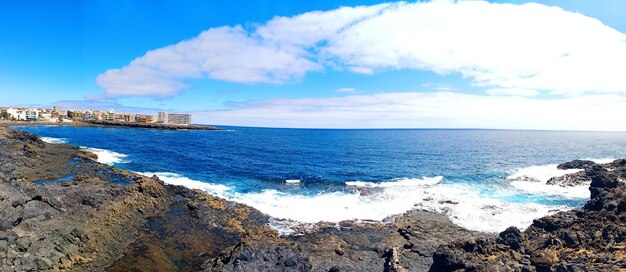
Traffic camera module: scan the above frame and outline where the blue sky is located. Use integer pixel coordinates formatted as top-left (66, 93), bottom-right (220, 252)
top-left (1, 1), bottom-right (626, 130)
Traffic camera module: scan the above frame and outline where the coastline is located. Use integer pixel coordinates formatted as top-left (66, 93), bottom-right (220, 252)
top-left (0, 120), bottom-right (222, 130)
top-left (0, 126), bottom-right (624, 271)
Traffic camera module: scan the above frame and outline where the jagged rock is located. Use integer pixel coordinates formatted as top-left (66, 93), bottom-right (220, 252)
top-left (34, 257), bottom-right (53, 270)
top-left (546, 171), bottom-right (590, 187)
top-left (557, 160), bottom-right (596, 170)
top-left (431, 159), bottom-right (626, 271)
top-left (498, 226), bottom-right (523, 250)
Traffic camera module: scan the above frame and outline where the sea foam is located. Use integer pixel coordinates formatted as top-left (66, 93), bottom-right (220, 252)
top-left (137, 172), bottom-right (572, 233)
top-left (41, 137), bottom-right (68, 144)
top-left (82, 147), bottom-right (129, 165)
top-left (139, 172), bottom-right (231, 195)
top-left (503, 160), bottom-right (616, 199)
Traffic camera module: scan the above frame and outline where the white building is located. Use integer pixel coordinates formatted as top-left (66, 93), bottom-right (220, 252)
top-left (168, 113), bottom-right (191, 125)
top-left (6, 108), bottom-right (20, 120)
top-left (157, 112), bottom-right (191, 125)
top-left (105, 109), bottom-right (115, 121)
top-left (157, 112), bottom-right (169, 123)
top-left (25, 109), bottom-right (38, 121)
top-left (40, 113), bottom-right (52, 120)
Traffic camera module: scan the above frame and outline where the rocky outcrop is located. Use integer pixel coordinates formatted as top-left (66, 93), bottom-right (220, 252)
top-left (0, 128), bottom-right (171, 271)
top-left (208, 210), bottom-right (487, 272)
top-left (546, 171), bottom-right (591, 187)
top-left (1, 127), bottom-right (486, 271)
top-left (431, 160), bottom-right (626, 271)
top-left (0, 127), bottom-right (266, 271)
top-left (82, 120), bottom-right (221, 131)
top-left (557, 160), bottom-right (596, 170)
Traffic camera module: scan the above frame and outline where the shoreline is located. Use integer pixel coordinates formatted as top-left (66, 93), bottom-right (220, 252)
top-left (0, 120), bottom-right (222, 130)
top-left (1, 126), bottom-right (624, 271)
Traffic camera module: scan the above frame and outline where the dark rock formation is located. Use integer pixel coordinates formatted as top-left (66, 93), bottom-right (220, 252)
top-left (0, 127), bottom-right (263, 271)
top-left (431, 159), bottom-right (626, 271)
top-left (82, 120), bottom-right (222, 131)
top-left (557, 160), bottom-right (596, 170)
top-left (0, 127), bottom-right (485, 271)
top-left (207, 210), bottom-right (486, 272)
top-left (546, 171), bottom-right (591, 187)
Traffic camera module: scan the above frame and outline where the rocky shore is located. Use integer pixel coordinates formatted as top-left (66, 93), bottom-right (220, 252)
top-left (431, 160), bottom-right (626, 271)
top-left (0, 121), bottom-right (222, 131)
top-left (81, 120), bottom-right (222, 131)
top-left (1, 127), bottom-right (624, 271)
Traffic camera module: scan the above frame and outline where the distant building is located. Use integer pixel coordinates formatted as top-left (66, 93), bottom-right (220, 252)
top-left (40, 113), bottom-right (52, 120)
top-left (25, 109), bottom-right (38, 121)
top-left (157, 112), bottom-right (169, 123)
top-left (82, 111), bottom-right (94, 120)
top-left (0, 107), bottom-right (8, 120)
top-left (135, 114), bottom-right (157, 123)
top-left (157, 112), bottom-right (191, 125)
top-left (169, 113), bottom-right (191, 125)
top-left (105, 109), bottom-right (115, 121)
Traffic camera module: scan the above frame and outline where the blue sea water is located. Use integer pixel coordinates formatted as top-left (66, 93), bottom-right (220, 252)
top-left (17, 126), bottom-right (626, 233)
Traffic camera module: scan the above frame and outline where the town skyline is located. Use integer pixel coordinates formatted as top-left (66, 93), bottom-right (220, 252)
top-left (0, 106), bottom-right (192, 126)
top-left (2, 0), bottom-right (626, 130)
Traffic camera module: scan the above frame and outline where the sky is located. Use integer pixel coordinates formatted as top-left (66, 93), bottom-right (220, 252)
top-left (1, 0), bottom-right (626, 130)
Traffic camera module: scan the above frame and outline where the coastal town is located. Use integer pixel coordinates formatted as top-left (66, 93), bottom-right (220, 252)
top-left (0, 106), bottom-right (192, 126)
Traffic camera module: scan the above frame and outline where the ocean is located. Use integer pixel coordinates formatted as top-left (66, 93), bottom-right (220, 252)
top-left (16, 126), bottom-right (626, 234)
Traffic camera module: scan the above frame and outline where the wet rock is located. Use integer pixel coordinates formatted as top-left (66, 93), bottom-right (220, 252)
top-left (431, 159), bottom-right (626, 271)
top-left (546, 171), bottom-right (590, 187)
top-left (557, 160), bottom-right (595, 170)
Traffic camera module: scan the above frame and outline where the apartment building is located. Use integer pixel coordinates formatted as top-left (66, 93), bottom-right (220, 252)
top-left (157, 112), bottom-right (191, 125)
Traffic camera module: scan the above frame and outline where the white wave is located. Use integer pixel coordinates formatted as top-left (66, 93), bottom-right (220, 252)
top-left (239, 178), bottom-right (569, 233)
top-left (507, 164), bottom-right (582, 183)
top-left (285, 179), bottom-right (301, 184)
top-left (416, 183), bottom-right (570, 232)
top-left (345, 176), bottom-right (443, 187)
top-left (81, 147), bottom-right (129, 165)
top-left (506, 164), bottom-right (590, 198)
top-left (138, 172), bottom-right (232, 196)
top-left (508, 179), bottom-right (590, 199)
top-left (136, 172), bottom-right (572, 233)
top-left (41, 137), bottom-right (68, 144)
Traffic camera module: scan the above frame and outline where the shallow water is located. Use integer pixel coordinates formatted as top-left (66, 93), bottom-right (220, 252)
top-left (20, 126), bottom-right (626, 232)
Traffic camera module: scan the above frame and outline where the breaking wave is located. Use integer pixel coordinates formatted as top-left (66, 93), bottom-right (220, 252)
top-left (41, 137), bottom-right (68, 144)
top-left (137, 173), bottom-right (575, 233)
top-left (82, 147), bottom-right (130, 165)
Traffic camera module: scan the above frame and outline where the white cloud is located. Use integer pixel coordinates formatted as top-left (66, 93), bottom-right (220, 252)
top-left (97, 0), bottom-right (626, 98)
top-left (336, 87), bottom-right (357, 93)
top-left (97, 5), bottom-right (389, 98)
top-left (195, 92), bottom-right (626, 131)
top-left (486, 88), bottom-right (540, 97)
top-left (322, 1), bottom-right (626, 95)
